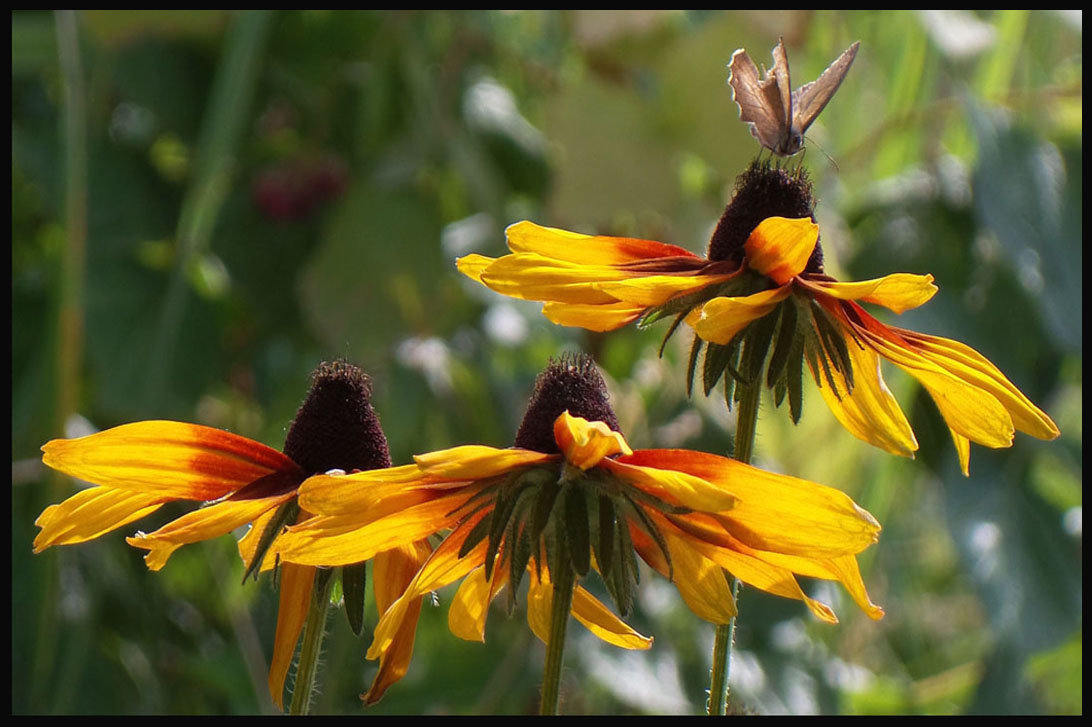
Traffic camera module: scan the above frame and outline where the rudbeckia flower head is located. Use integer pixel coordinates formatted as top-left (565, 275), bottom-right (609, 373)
top-left (35, 360), bottom-right (423, 711)
top-left (276, 352), bottom-right (885, 703)
top-left (456, 160), bottom-right (1059, 474)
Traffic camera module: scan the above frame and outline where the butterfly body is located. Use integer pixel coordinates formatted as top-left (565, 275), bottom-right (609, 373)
top-left (728, 39), bottom-right (860, 157)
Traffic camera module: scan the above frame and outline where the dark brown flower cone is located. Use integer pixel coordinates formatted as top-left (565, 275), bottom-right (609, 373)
top-left (514, 353), bottom-right (620, 454)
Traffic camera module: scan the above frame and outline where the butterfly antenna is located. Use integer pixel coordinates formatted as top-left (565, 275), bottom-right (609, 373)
top-left (804, 136), bottom-right (839, 172)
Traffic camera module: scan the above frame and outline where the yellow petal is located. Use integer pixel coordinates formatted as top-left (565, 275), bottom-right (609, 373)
top-left (477, 253), bottom-right (631, 304)
top-left (674, 523), bottom-right (839, 624)
top-left (126, 491), bottom-right (294, 570)
top-left (413, 445), bottom-right (555, 480)
top-left (570, 585), bottom-right (653, 650)
top-left (602, 459), bottom-right (738, 513)
top-left (373, 541), bottom-right (434, 614)
top-left (368, 517), bottom-right (490, 661)
top-left (662, 530), bottom-right (737, 624)
top-left (506, 220), bottom-right (698, 266)
top-left (811, 332), bottom-right (919, 459)
top-left (687, 286), bottom-right (792, 345)
top-left (542, 300), bottom-right (646, 332)
top-left (454, 253), bottom-right (496, 284)
top-left (278, 489), bottom-right (471, 567)
top-left (34, 486), bottom-right (165, 552)
top-left (899, 329), bottom-right (1060, 441)
top-left (868, 332), bottom-right (1015, 450)
top-left (296, 464), bottom-right (432, 518)
top-left (40, 420), bottom-right (301, 501)
top-left (621, 449), bottom-right (880, 557)
top-left (448, 565), bottom-right (508, 643)
top-left (804, 273), bottom-right (938, 314)
top-left (744, 217), bottom-right (820, 285)
top-left (594, 271), bottom-right (735, 307)
top-left (267, 562), bottom-right (314, 711)
top-left (554, 411), bottom-right (632, 470)
top-left (363, 596), bottom-right (424, 705)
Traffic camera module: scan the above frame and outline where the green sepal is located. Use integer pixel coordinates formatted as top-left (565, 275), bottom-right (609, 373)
top-left (242, 499), bottom-right (299, 584)
top-left (341, 561), bottom-right (367, 637)
top-left (563, 483), bottom-right (591, 577)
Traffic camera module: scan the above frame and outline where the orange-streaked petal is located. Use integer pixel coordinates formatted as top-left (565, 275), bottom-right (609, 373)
top-left (367, 516), bottom-right (490, 662)
top-left (277, 489), bottom-right (473, 567)
top-left (40, 420), bottom-right (301, 501)
top-left (506, 220), bottom-right (698, 266)
top-left (755, 552), bottom-right (885, 621)
top-left (620, 449), bottom-right (880, 557)
top-left (898, 329), bottom-right (1060, 442)
top-left (542, 300), bottom-right (646, 332)
top-left (803, 273), bottom-right (938, 314)
top-left (687, 286), bottom-right (792, 345)
top-left (362, 540), bottom-right (433, 705)
top-left (449, 565), bottom-right (509, 643)
top-left (594, 271), bottom-right (736, 307)
top-left (126, 491), bottom-right (295, 570)
top-left (554, 411), bottom-right (632, 470)
top-left (811, 332), bottom-right (919, 459)
top-left (744, 216), bottom-right (820, 285)
top-left (268, 562), bottom-right (315, 710)
top-left (34, 486), bottom-right (166, 552)
top-left (662, 530), bottom-right (737, 624)
top-left (665, 518), bottom-right (839, 624)
top-left (601, 459), bottom-right (738, 513)
top-left (866, 331), bottom-right (1016, 449)
top-left (413, 445), bottom-right (555, 480)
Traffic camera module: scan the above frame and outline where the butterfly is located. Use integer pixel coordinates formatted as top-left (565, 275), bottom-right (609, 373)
top-left (728, 38), bottom-right (860, 157)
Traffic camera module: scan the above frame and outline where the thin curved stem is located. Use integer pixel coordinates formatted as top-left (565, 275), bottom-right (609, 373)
top-left (540, 550), bottom-right (576, 715)
top-left (289, 568), bottom-right (334, 715)
top-left (708, 381), bottom-right (760, 716)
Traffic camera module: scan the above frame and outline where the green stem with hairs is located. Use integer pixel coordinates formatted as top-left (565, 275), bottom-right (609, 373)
top-left (540, 547), bottom-right (576, 715)
top-left (707, 381), bottom-right (760, 716)
top-left (289, 568), bottom-right (334, 715)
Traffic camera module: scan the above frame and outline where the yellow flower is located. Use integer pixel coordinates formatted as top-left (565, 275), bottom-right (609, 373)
top-left (35, 361), bottom-right (422, 711)
top-left (457, 166), bottom-right (1059, 475)
top-left (275, 355), bottom-right (883, 703)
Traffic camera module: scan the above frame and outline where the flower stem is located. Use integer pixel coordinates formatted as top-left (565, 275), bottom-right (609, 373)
top-left (289, 567), bottom-right (334, 715)
top-left (540, 547), bottom-right (576, 715)
top-left (708, 381), bottom-right (760, 715)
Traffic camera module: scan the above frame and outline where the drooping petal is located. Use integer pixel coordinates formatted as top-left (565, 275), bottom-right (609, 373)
top-left (541, 300), bottom-right (646, 332)
top-left (897, 329), bottom-right (1060, 441)
top-left (367, 514), bottom-right (490, 661)
top-left (33, 486), bottom-right (166, 552)
top-left (743, 216), bottom-right (820, 285)
top-left (362, 540), bottom-right (433, 705)
top-left (753, 552), bottom-right (885, 621)
top-left (620, 448), bottom-right (879, 555)
top-left (601, 458), bottom-right (738, 513)
top-left (505, 220), bottom-right (699, 266)
top-left (40, 420), bottom-right (302, 501)
top-left (661, 530), bottom-right (737, 624)
top-left (525, 566), bottom-right (653, 650)
top-left (554, 411), bottom-right (632, 470)
top-left (295, 465), bottom-right (434, 518)
top-left (664, 518), bottom-right (839, 624)
top-left (687, 286), bottom-right (792, 345)
top-left (448, 565), bottom-right (509, 643)
top-left (802, 273), bottom-right (938, 314)
top-left (126, 490), bottom-right (295, 570)
top-left (267, 562), bottom-right (315, 711)
top-left (866, 330), bottom-right (1016, 450)
top-left (810, 331), bottom-right (919, 459)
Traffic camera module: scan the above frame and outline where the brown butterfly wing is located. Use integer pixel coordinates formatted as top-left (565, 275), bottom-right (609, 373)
top-left (728, 46), bottom-right (791, 154)
top-left (791, 41), bottom-right (860, 137)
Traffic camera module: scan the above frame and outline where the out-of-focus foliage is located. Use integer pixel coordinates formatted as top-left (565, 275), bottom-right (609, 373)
top-left (12, 10), bottom-right (1081, 715)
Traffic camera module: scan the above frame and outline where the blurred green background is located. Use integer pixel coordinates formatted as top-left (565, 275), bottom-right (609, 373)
top-left (11, 10), bottom-right (1081, 715)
